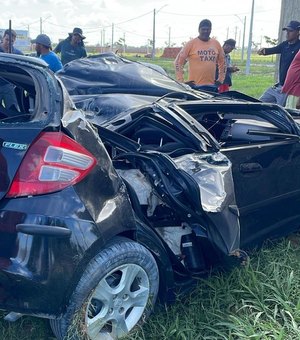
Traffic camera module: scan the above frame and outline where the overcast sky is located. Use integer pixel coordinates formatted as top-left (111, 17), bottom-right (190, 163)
top-left (1, 0), bottom-right (283, 48)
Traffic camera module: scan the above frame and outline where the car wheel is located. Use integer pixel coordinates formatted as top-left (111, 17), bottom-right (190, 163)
top-left (50, 237), bottom-right (159, 339)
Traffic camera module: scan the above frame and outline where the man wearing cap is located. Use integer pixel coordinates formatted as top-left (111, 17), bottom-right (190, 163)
top-left (54, 27), bottom-right (87, 65)
top-left (174, 19), bottom-right (225, 92)
top-left (257, 20), bottom-right (300, 106)
top-left (32, 34), bottom-right (63, 72)
top-left (218, 39), bottom-right (239, 93)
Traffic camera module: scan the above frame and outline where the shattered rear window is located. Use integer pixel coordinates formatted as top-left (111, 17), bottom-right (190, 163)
top-left (0, 61), bottom-right (60, 125)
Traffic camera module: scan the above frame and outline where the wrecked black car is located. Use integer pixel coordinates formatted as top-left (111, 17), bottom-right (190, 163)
top-left (58, 53), bottom-right (300, 254)
top-left (1, 53), bottom-right (300, 340)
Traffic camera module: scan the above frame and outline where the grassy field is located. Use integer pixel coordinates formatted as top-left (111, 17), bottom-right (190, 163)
top-left (127, 53), bottom-right (276, 99)
top-left (1, 56), bottom-right (296, 340)
top-left (126, 238), bottom-right (300, 340)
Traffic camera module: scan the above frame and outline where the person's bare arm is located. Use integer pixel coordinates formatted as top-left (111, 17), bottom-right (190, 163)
top-left (296, 97), bottom-right (300, 109)
top-left (216, 46), bottom-right (226, 84)
top-left (174, 42), bottom-right (191, 82)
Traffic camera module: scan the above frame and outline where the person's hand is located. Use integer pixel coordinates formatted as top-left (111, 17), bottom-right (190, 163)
top-left (215, 80), bottom-right (222, 86)
top-left (184, 80), bottom-right (196, 86)
top-left (257, 48), bottom-right (265, 55)
top-left (232, 65), bottom-right (240, 72)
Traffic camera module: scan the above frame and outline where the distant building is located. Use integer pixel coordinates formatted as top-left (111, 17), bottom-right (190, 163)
top-left (161, 47), bottom-right (181, 59)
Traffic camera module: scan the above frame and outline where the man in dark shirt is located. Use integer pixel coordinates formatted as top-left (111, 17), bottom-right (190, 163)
top-left (218, 39), bottom-right (239, 93)
top-left (0, 29), bottom-right (23, 55)
top-left (54, 27), bottom-right (87, 65)
top-left (0, 29), bottom-right (23, 111)
top-left (258, 20), bottom-right (300, 106)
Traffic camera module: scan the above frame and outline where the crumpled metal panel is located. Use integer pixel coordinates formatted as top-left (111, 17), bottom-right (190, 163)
top-left (155, 225), bottom-right (193, 257)
top-left (174, 152), bottom-right (233, 212)
top-left (57, 53), bottom-right (188, 96)
top-left (72, 93), bottom-right (157, 126)
top-left (61, 107), bottom-right (137, 241)
top-left (116, 168), bottom-right (162, 217)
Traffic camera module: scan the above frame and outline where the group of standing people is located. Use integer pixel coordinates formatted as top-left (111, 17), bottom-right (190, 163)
top-left (0, 27), bottom-right (87, 73)
top-left (2, 20), bottom-right (300, 110)
top-left (31, 27), bottom-right (87, 72)
top-left (174, 18), bottom-right (300, 110)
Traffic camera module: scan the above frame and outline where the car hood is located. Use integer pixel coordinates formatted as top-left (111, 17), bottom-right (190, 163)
top-left (57, 53), bottom-right (196, 96)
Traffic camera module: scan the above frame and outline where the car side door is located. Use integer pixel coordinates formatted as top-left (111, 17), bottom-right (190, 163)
top-left (222, 134), bottom-right (300, 248)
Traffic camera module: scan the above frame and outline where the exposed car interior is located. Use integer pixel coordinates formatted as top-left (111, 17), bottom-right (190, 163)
top-left (0, 65), bottom-right (36, 122)
top-left (175, 103), bottom-right (298, 146)
top-left (193, 112), bottom-right (280, 145)
top-left (100, 106), bottom-right (296, 159)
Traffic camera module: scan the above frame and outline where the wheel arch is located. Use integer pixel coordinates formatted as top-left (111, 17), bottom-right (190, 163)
top-left (129, 219), bottom-right (176, 303)
top-left (57, 219), bottom-right (175, 317)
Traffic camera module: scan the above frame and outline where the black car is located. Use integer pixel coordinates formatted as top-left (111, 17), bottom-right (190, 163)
top-left (1, 53), bottom-right (300, 340)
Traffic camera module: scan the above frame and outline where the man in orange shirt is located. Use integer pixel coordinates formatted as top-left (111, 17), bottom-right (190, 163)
top-left (174, 19), bottom-right (225, 92)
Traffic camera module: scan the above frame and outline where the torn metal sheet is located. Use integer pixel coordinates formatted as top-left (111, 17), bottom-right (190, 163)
top-left (117, 168), bottom-right (163, 216)
top-left (174, 152), bottom-right (233, 212)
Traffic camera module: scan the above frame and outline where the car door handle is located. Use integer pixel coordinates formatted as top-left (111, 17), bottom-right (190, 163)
top-left (239, 162), bottom-right (263, 173)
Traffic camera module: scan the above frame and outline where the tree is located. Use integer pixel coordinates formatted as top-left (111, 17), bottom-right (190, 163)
top-left (264, 36), bottom-right (278, 62)
top-left (264, 36), bottom-right (278, 47)
top-left (117, 37), bottom-right (126, 54)
top-left (164, 41), bottom-right (176, 47)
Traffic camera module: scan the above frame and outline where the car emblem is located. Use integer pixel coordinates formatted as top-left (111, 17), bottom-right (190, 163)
top-left (2, 142), bottom-right (28, 150)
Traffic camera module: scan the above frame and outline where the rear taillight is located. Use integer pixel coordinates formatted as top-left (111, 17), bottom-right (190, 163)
top-left (6, 132), bottom-right (97, 198)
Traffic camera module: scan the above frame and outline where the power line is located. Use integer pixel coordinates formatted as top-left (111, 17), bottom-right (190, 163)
top-left (44, 9), bottom-right (153, 32)
top-left (163, 8), bottom-right (278, 17)
top-left (114, 25), bottom-right (150, 39)
top-left (162, 10), bottom-right (247, 17)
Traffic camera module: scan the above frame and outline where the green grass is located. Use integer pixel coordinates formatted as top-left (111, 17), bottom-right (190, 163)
top-left (126, 238), bottom-right (300, 340)
top-left (0, 312), bottom-right (55, 339)
top-left (0, 58), bottom-right (289, 339)
top-left (126, 54), bottom-right (276, 98)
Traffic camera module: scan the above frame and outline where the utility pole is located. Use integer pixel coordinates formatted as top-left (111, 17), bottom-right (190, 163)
top-left (111, 23), bottom-right (114, 52)
top-left (103, 29), bottom-right (106, 51)
top-left (100, 29), bottom-right (103, 53)
top-left (8, 20), bottom-right (12, 53)
top-left (151, 4), bottom-right (167, 59)
top-left (39, 16), bottom-right (51, 35)
top-left (152, 8), bottom-right (156, 58)
top-left (234, 14), bottom-right (247, 61)
top-left (241, 16), bottom-right (246, 61)
top-left (123, 32), bottom-right (126, 54)
top-left (246, 0), bottom-right (255, 75)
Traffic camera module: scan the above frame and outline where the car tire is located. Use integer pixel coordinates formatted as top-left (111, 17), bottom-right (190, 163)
top-left (50, 236), bottom-right (159, 339)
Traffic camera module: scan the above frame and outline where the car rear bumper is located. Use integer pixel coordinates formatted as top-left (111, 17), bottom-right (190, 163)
top-left (0, 187), bottom-right (102, 317)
